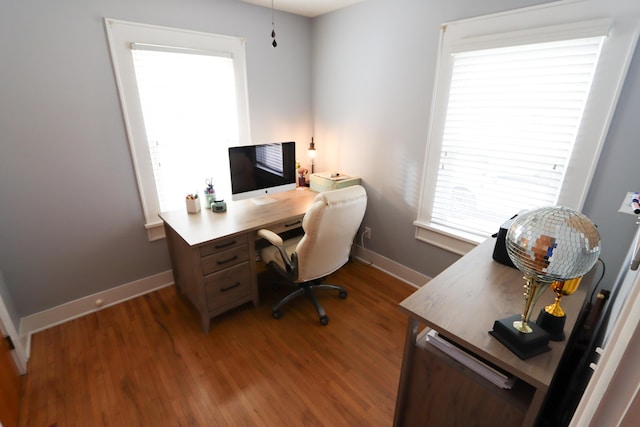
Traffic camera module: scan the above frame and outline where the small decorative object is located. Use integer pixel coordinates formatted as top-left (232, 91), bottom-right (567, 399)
top-left (632, 192), bottom-right (640, 214)
top-left (489, 206), bottom-right (601, 359)
top-left (271, 0), bottom-right (277, 47)
top-left (537, 277), bottom-right (583, 341)
top-left (204, 178), bottom-right (216, 209)
top-left (297, 166), bottom-right (309, 187)
top-left (212, 199), bottom-right (227, 212)
top-left (185, 194), bottom-right (201, 213)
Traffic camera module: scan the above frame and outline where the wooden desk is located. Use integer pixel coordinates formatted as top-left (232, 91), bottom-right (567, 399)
top-left (159, 189), bottom-right (317, 332)
top-left (393, 239), bottom-right (588, 427)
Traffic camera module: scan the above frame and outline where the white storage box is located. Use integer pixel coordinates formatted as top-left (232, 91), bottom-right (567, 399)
top-left (309, 172), bottom-right (361, 193)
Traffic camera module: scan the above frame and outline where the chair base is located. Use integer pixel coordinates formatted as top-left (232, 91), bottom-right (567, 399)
top-left (272, 278), bottom-right (347, 325)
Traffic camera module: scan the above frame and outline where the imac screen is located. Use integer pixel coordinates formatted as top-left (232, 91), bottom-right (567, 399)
top-left (228, 141), bottom-right (296, 202)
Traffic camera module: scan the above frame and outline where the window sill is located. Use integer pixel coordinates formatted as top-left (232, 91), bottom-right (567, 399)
top-left (145, 221), bottom-right (166, 242)
top-left (413, 220), bottom-right (486, 256)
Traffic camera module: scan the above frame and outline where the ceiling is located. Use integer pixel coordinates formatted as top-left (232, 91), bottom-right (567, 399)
top-left (239, 0), bottom-right (365, 18)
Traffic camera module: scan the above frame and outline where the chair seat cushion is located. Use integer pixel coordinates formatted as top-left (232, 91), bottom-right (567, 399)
top-left (260, 235), bottom-right (303, 272)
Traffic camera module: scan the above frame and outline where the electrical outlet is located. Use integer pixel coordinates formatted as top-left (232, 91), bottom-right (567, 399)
top-left (363, 226), bottom-right (372, 239)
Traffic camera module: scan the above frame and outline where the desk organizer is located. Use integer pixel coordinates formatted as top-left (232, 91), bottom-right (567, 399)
top-left (186, 197), bottom-right (201, 213)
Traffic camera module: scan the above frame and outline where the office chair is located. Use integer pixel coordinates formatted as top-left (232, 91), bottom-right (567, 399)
top-left (258, 185), bottom-right (367, 325)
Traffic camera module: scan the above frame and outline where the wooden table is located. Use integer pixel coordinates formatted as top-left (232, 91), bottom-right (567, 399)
top-left (159, 188), bottom-right (318, 332)
top-left (393, 238), bottom-right (588, 427)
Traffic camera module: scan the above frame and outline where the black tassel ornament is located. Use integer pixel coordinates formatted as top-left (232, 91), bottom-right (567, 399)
top-left (271, 0), bottom-right (277, 47)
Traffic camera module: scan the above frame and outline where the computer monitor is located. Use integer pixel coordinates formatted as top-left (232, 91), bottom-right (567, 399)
top-left (228, 141), bottom-right (297, 204)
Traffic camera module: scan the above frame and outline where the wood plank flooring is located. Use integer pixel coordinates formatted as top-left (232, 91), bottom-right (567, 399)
top-left (19, 260), bottom-right (417, 426)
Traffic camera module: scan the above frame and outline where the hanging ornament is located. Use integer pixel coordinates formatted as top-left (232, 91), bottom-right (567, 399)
top-left (271, 0), bottom-right (277, 47)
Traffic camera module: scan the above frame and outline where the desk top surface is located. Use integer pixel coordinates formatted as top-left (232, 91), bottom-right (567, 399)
top-left (399, 238), bottom-right (588, 391)
top-left (159, 188), bottom-right (318, 247)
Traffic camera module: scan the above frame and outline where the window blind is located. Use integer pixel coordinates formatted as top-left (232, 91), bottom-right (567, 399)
top-left (431, 36), bottom-right (604, 237)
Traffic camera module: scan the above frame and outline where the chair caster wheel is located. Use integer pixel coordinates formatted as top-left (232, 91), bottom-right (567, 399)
top-left (339, 290), bottom-right (348, 299)
top-left (320, 315), bottom-right (329, 326)
top-left (272, 309), bottom-right (282, 319)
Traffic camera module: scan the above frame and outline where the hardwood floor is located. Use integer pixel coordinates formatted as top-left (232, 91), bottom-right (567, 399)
top-left (19, 260), bottom-right (416, 426)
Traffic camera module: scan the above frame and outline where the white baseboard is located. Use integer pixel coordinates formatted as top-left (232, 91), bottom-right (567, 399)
top-left (19, 270), bottom-right (174, 358)
top-left (0, 270), bottom-right (28, 374)
top-left (17, 248), bottom-right (425, 364)
top-left (352, 244), bottom-right (430, 289)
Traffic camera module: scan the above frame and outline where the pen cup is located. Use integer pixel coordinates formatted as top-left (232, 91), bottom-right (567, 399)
top-left (186, 197), bottom-right (201, 214)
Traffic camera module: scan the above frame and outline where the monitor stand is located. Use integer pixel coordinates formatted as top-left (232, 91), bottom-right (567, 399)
top-left (251, 196), bottom-right (278, 206)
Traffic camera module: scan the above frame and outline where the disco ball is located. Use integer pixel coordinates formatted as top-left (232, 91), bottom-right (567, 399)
top-left (506, 206), bottom-right (601, 283)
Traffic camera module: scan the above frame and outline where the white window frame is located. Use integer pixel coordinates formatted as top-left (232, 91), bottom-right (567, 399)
top-left (414, 0), bottom-right (640, 255)
top-left (105, 19), bottom-right (251, 241)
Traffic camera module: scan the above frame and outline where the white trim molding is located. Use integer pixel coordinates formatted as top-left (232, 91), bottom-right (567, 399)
top-left (570, 262), bottom-right (640, 426)
top-left (19, 270), bottom-right (174, 359)
top-left (353, 244), bottom-right (429, 289)
top-left (17, 248), bottom-right (426, 367)
top-left (0, 271), bottom-right (28, 374)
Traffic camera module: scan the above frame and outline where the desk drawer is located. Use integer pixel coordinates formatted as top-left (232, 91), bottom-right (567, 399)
top-left (269, 217), bottom-right (303, 235)
top-left (199, 234), bottom-right (248, 257)
top-left (204, 262), bottom-right (252, 310)
top-left (201, 244), bottom-right (249, 276)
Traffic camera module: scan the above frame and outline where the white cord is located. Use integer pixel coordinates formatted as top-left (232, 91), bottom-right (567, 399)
top-left (357, 229), bottom-right (373, 266)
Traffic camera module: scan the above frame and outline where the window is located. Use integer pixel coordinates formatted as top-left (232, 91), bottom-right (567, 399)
top-left (432, 36), bottom-right (605, 237)
top-left (105, 19), bottom-right (250, 240)
top-left (415, 1), bottom-right (640, 255)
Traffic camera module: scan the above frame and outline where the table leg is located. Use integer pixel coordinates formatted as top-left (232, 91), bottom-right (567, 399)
top-left (393, 318), bottom-right (419, 427)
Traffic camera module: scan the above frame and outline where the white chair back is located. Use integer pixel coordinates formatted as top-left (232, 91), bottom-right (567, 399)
top-left (294, 185), bottom-right (367, 282)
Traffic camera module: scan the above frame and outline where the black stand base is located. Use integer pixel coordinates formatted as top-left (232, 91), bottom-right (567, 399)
top-left (536, 309), bottom-right (566, 341)
top-left (489, 314), bottom-right (551, 360)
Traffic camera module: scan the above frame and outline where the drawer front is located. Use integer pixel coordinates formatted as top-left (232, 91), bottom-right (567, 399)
top-left (201, 244), bottom-right (248, 276)
top-left (269, 217), bottom-right (303, 235)
top-left (199, 233), bottom-right (248, 257)
top-left (204, 262), bottom-right (252, 310)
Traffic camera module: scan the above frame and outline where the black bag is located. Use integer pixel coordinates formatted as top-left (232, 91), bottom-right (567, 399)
top-left (492, 215), bottom-right (518, 269)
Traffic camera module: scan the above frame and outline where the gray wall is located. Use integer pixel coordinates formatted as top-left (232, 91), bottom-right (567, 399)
top-left (2, 0), bottom-right (638, 319)
top-left (0, 0), bottom-right (312, 317)
top-left (312, 0), bottom-right (640, 292)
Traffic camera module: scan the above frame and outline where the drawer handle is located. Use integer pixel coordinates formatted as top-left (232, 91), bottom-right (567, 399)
top-left (284, 220), bottom-right (302, 228)
top-left (215, 240), bottom-right (237, 249)
top-left (217, 255), bottom-right (238, 265)
top-left (221, 282), bottom-right (241, 292)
